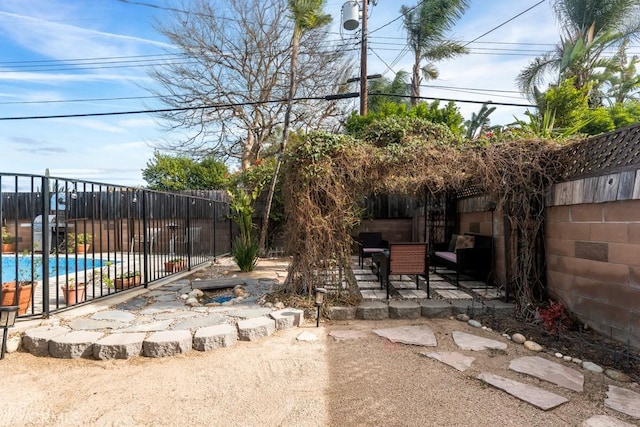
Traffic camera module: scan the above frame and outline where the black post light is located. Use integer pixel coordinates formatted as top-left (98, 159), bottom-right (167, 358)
top-left (0, 306), bottom-right (18, 359)
top-left (314, 288), bottom-right (327, 327)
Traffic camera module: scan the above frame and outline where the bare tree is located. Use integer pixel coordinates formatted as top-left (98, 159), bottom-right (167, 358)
top-left (148, 0), bottom-right (355, 170)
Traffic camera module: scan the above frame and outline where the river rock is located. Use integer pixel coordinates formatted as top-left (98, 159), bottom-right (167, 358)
top-left (555, 352), bottom-right (563, 358)
top-left (5, 335), bottom-right (20, 353)
top-left (456, 313), bottom-right (470, 322)
top-left (572, 357), bottom-right (582, 364)
top-left (563, 355), bottom-right (572, 361)
top-left (605, 369), bottom-right (632, 383)
top-left (523, 340), bottom-right (543, 352)
top-left (468, 319), bottom-right (482, 328)
top-left (233, 287), bottom-right (246, 297)
top-left (511, 333), bottom-right (526, 344)
top-left (582, 361), bottom-right (603, 373)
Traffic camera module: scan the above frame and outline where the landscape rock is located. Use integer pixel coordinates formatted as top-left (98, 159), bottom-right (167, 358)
top-left (582, 361), bottom-right (604, 373)
top-left (605, 369), bottom-right (632, 383)
top-left (467, 319), bottom-right (482, 328)
top-left (511, 333), bottom-right (526, 344)
top-left (523, 340), bottom-right (543, 352)
top-left (5, 335), bottom-right (20, 353)
top-left (456, 313), bottom-right (470, 322)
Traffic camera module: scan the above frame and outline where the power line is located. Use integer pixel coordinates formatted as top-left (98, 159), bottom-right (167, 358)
top-left (0, 94), bottom-right (356, 121)
top-left (463, 0), bottom-right (546, 47)
top-left (371, 92), bottom-right (536, 108)
top-left (0, 92), bottom-right (536, 121)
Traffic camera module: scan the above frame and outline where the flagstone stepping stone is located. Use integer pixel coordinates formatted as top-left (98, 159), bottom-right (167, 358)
top-left (329, 330), bottom-right (368, 341)
top-left (297, 331), bottom-right (319, 341)
top-left (421, 351), bottom-right (475, 371)
top-left (452, 330), bottom-right (507, 351)
top-left (509, 356), bottom-right (584, 392)
top-left (605, 385), bottom-right (640, 419)
top-left (373, 325), bottom-right (437, 347)
top-left (477, 372), bottom-right (568, 410)
top-left (582, 414), bottom-right (636, 426)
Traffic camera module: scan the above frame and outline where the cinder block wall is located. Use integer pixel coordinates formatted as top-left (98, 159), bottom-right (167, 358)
top-left (353, 218), bottom-right (413, 246)
top-left (546, 200), bottom-right (640, 348)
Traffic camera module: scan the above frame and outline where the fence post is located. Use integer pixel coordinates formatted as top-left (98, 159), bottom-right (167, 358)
top-left (41, 176), bottom-right (50, 317)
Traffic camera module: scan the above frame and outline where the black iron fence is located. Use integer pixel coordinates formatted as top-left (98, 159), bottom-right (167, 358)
top-left (0, 173), bottom-right (235, 319)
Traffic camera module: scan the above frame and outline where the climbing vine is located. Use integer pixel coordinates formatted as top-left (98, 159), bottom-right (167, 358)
top-left (280, 116), bottom-right (564, 318)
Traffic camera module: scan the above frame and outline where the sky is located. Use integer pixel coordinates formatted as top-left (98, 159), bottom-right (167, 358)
top-left (0, 0), bottom-right (560, 188)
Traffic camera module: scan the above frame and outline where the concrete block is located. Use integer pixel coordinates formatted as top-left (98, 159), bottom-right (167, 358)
top-left (193, 324), bottom-right (238, 350)
top-left (388, 300), bottom-right (421, 319)
top-left (356, 301), bottom-right (389, 320)
top-left (420, 300), bottom-right (453, 318)
top-left (22, 326), bottom-right (70, 357)
top-left (49, 331), bottom-right (104, 359)
top-left (93, 333), bottom-right (146, 360)
top-left (327, 306), bottom-right (356, 321)
top-left (143, 330), bottom-right (193, 357)
top-left (270, 308), bottom-right (304, 330)
top-left (237, 317), bottom-right (276, 341)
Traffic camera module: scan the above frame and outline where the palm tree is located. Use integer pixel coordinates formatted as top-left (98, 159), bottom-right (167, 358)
top-left (464, 102), bottom-right (496, 140)
top-left (368, 71), bottom-right (411, 112)
top-left (401, 0), bottom-right (470, 106)
top-left (517, 0), bottom-right (640, 100)
top-left (258, 0), bottom-right (331, 253)
top-left (600, 40), bottom-right (640, 104)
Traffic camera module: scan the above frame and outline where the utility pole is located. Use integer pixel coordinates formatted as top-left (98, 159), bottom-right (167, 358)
top-left (359, 0), bottom-right (368, 116)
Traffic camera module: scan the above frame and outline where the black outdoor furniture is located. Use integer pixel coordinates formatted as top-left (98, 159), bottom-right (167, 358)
top-left (357, 232), bottom-right (388, 268)
top-left (433, 233), bottom-right (493, 286)
top-left (375, 242), bottom-right (429, 299)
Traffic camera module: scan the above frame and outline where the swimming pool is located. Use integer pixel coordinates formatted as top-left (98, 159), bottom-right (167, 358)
top-left (0, 255), bottom-right (111, 283)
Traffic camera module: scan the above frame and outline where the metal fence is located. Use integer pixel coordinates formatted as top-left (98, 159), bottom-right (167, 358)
top-left (0, 173), bottom-right (234, 319)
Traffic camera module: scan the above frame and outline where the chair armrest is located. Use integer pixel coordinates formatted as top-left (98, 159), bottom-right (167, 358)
top-left (456, 247), bottom-right (492, 270)
top-left (433, 242), bottom-right (449, 252)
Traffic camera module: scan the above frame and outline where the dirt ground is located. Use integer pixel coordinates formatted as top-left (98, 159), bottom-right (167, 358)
top-left (2, 258), bottom-right (638, 426)
top-left (2, 316), bottom-right (639, 427)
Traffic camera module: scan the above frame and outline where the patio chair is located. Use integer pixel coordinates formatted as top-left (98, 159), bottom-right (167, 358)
top-left (357, 232), bottom-right (388, 268)
top-left (183, 226), bottom-right (202, 254)
top-left (383, 242), bottom-right (429, 299)
top-left (131, 227), bottom-right (161, 254)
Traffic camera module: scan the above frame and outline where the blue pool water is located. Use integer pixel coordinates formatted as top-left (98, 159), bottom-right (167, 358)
top-left (0, 256), bottom-right (110, 283)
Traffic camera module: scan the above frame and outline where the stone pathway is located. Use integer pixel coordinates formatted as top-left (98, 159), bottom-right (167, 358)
top-left (331, 321), bottom-right (640, 424)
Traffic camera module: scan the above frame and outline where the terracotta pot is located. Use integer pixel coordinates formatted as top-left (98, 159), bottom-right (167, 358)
top-left (61, 284), bottom-right (86, 305)
top-left (75, 244), bottom-right (90, 254)
top-left (164, 261), bottom-right (186, 273)
top-left (114, 275), bottom-right (141, 290)
top-left (1, 243), bottom-right (16, 253)
top-left (1, 282), bottom-right (35, 315)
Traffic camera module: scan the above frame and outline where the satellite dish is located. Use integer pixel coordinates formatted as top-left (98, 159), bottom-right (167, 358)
top-left (342, 1), bottom-right (359, 31)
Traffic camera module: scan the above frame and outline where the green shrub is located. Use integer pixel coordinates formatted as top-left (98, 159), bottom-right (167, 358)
top-left (232, 236), bottom-right (259, 272)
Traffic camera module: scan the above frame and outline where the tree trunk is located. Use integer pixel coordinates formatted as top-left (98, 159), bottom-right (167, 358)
top-left (259, 35), bottom-right (300, 254)
top-left (411, 56), bottom-right (421, 106)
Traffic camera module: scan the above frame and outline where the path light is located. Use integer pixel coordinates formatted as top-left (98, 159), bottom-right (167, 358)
top-left (314, 288), bottom-right (327, 327)
top-left (0, 306), bottom-right (18, 359)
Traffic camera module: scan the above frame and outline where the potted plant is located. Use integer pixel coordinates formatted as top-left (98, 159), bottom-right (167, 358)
top-left (68, 232), bottom-right (92, 253)
top-left (1, 226), bottom-right (16, 253)
top-left (164, 257), bottom-right (186, 273)
top-left (1, 250), bottom-right (42, 314)
top-left (114, 271), bottom-right (141, 290)
top-left (61, 278), bottom-right (87, 305)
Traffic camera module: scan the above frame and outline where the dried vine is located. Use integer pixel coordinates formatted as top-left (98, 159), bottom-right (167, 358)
top-left (281, 117), bottom-right (565, 315)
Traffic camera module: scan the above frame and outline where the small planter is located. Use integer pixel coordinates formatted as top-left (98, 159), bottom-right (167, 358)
top-left (1, 243), bottom-right (16, 253)
top-left (1, 282), bottom-right (36, 315)
top-left (114, 275), bottom-right (141, 290)
top-left (75, 244), bottom-right (91, 254)
top-left (164, 260), bottom-right (186, 273)
top-left (61, 284), bottom-right (87, 305)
